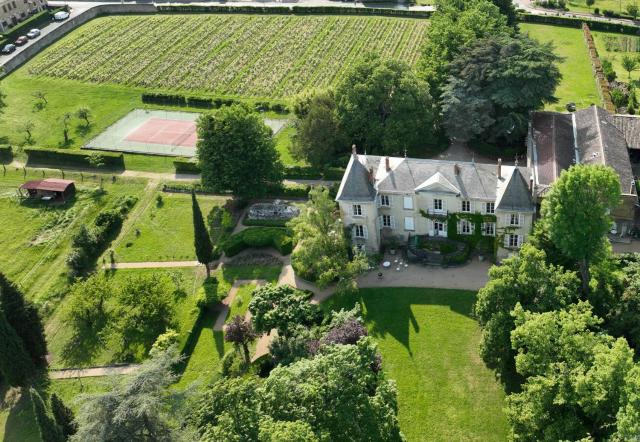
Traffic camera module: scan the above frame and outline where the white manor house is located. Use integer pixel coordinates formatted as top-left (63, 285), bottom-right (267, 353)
top-left (336, 149), bottom-right (535, 260)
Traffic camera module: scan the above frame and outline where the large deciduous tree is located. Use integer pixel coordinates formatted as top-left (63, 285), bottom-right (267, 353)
top-left (441, 34), bottom-right (561, 144)
top-left (335, 55), bottom-right (437, 156)
top-left (507, 302), bottom-right (639, 441)
top-left (0, 272), bottom-right (48, 367)
top-left (541, 165), bottom-right (621, 294)
top-left (474, 244), bottom-right (580, 383)
top-left (197, 104), bottom-right (283, 198)
top-left (419, 0), bottom-right (511, 96)
top-left (224, 315), bottom-right (258, 365)
top-left (192, 190), bottom-right (214, 277)
top-left (291, 90), bottom-right (348, 170)
top-left (288, 186), bottom-right (368, 291)
top-left (248, 284), bottom-right (320, 337)
top-left (0, 307), bottom-right (35, 386)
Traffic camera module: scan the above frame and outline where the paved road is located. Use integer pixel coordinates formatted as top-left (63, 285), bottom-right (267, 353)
top-left (514, 0), bottom-right (638, 26)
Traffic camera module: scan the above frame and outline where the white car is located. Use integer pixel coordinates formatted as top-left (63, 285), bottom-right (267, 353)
top-left (53, 11), bottom-right (70, 21)
top-left (26, 28), bottom-right (41, 39)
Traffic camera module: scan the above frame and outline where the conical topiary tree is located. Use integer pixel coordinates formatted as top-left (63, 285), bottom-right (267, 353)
top-left (0, 308), bottom-right (34, 386)
top-left (192, 190), bottom-right (214, 277)
top-left (51, 393), bottom-right (77, 438)
top-left (30, 388), bottom-right (64, 442)
top-left (0, 272), bottom-right (48, 367)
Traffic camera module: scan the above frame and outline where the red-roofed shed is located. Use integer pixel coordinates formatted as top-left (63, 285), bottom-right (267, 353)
top-left (20, 179), bottom-right (76, 202)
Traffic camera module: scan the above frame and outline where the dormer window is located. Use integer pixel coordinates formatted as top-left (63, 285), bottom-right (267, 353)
top-left (352, 204), bottom-right (363, 217)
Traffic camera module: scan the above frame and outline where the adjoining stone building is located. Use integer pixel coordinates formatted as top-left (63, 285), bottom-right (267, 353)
top-left (0, 0), bottom-right (48, 33)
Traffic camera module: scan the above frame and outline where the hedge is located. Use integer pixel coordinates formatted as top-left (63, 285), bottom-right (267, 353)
top-left (141, 92), bottom-right (289, 113)
top-left (0, 7), bottom-right (66, 45)
top-left (25, 148), bottom-right (125, 170)
top-left (156, 4), bottom-right (432, 18)
top-left (517, 12), bottom-right (640, 35)
top-left (0, 145), bottom-right (12, 164)
top-left (242, 215), bottom-right (289, 227)
top-left (222, 227), bottom-right (295, 257)
top-left (174, 160), bottom-right (201, 174)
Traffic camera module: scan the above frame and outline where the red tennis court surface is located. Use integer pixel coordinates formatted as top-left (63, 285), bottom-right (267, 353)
top-left (125, 118), bottom-right (197, 148)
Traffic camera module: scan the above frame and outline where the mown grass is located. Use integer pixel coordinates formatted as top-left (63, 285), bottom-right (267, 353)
top-left (112, 191), bottom-right (229, 263)
top-left (521, 23), bottom-right (601, 112)
top-left (325, 288), bottom-right (509, 442)
top-left (227, 283), bottom-right (257, 321)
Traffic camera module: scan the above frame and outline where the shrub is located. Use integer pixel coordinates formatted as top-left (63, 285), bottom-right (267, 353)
top-left (174, 160), bottom-right (201, 174)
top-left (222, 227), bottom-right (295, 257)
top-left (221, 349), bottom-right (245, 377)
top-left (0, 145), bottom-right (12, 164)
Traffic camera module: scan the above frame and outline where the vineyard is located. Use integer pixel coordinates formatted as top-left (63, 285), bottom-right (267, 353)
top-left (27, 14), bottom-right (429, 99)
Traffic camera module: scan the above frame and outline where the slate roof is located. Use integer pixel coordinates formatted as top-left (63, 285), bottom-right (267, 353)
top-left (496, 168), bottom-right (535, 212)
top-left (337, 154), bottom-right (535, 212)
top-left (530, 105), bottom-right (635, 195)
top-left (610, 114), bottom-right (640, 151)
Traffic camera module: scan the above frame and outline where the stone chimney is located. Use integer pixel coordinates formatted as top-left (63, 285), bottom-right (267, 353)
top-left (529, 177), bottom-right (534, 195)
top-left (352, 144), bottom-right (357, 156)
top-left (631, 179), bottom-right (636, 195)
top-left (385, 157), bottom-right (391, 172)
top-left (497, 158), bottom-right (502, 179)
top-left (368, 167), bottom-right (375, 184)
top-left (454, 163), bottom-right (460, 176)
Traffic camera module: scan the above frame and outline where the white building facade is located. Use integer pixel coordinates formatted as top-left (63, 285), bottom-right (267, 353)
top-left (336, 152), bottom-right (535, 261)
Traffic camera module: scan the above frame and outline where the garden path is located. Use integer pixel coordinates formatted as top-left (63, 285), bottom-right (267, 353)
top-left (213, 278), bottom-right (267, 332)
top-left (49, 364), bottom-right (140, 379)
top-left (103, 260), bottom-right (201, 269)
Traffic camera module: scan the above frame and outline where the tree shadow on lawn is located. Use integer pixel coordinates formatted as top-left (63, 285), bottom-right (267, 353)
top-left (1, 386), bottom-right (39, 442)
top-left (325, 287), bottom-right (476, 357)
top-left (175, 312), bottom-right (225, 376)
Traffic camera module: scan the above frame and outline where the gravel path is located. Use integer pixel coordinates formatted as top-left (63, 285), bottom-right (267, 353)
top-left (104, 260), bottom-right (201, 269)
top-left (49, 364), bottom-right (140, 379)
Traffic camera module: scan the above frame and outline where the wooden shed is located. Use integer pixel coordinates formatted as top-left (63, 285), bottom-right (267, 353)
top-left (20, 179), bottom-right (76, 202)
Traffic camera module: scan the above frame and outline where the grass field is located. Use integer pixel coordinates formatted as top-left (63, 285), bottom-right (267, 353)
top-left (112, 191), bottom-right (229, 262)
top-left (565, 0), bottom-right (633, 13)
top-left (521, 23), bottom-right (601, 111)
top-left (0, 168), bottom-right (147, 307)
top-left (27, 15), bottom-right (428, 99)
top-left (326, 288), bottom-right (509, 442)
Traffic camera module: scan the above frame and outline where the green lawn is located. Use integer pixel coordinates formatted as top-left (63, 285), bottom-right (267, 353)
top-left (176, 265), bottom-right (281, 389)
top-left (112, 192), bottom-right (229, 263)
top-left (521, 23), bottom-right (601, 111)
top-left (566, 0), bottom-right (632, 14)
top-left (325, 288), bottom-right (509, 442)
top-left (227, 283), bottom-right (257, 321)
top-left (0, 168), bottom-right (147, 308)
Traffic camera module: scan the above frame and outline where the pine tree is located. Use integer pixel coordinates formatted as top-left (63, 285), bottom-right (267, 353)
top-left (51, 393), bottom-right (77, 438)
top-left (0, 273), bottom-right (48, 367)
top-left (30, 388), bottom-right (64, 442)
top-left (0, 308), bottom-right (34, 386)
top-left (192, 190), bottom-right (214, 277)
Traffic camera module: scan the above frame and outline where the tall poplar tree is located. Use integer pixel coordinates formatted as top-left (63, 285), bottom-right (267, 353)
top-left (0, 308), bottom-right (34, 386)
top-left (192, 190), bottom-right (214, 277)
top-left (30, 388), bottom-right (65, 442)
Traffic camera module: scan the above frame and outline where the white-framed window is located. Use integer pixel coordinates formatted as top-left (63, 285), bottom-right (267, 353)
top-left (403, 196), bottom-right (414, 210)
top-left (380, 195), bottom-right (390, 207)
top-left (354, 225), bottom-right (367, 238)
top-left (459, 219), bottom-right (472, 235)
top-left (382, 215), bottom-right (392, 228)
top-left (506, 234), bottom-right (522, 248)
top-left (482, 222), bottom-right (495, 236)
top-left (485, 202), bottom-right (495, 214)
top-left (434, 199), bottom-right (443, 211)
top-left (461, 200), bottom-right (471, 212)
top-left (352, 204), bottom-right (362, 217)
top-left (433, 220), bottom-right (446, 235)
top-left (404, 216), bottom-right (415, 231)
top-left (510, 213), bottom-right (523, 226)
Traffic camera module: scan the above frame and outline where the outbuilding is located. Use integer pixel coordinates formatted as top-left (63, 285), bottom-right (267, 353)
top-left (19, 179), bottom-right (76, 202)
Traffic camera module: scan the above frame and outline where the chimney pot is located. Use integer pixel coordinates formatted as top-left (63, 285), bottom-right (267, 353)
top-left (368, 167), bottom-right (375, 184)
top-left (352, 144), bottom-right (357, 155)
top-left (497, 158), bottom-right (502, 179)
top-left (529, 177), bottom-right (534, 194)
top-left (454, 163), bottom-right (460, 176)
top-left (385, 157), bottom-right (391, 172)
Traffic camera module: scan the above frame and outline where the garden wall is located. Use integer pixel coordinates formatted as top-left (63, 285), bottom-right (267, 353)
top-left (582, 23), bottom-right (616, 112)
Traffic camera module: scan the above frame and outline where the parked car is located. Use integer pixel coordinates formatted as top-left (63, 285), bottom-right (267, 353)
top-left (1, 44), bottom-right (16, 54)
top-left (15, 36), bottom-right (28, 46)
top-left (53, 11), bottom-right (70, 21)
top-left (26, 28), bottom-right (41, 39)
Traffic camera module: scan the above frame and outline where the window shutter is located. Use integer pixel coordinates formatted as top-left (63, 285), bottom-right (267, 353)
top-left (363, 226), bottom-right (369, 240)
top-left (470, 222), bottom-right (475, 234)
top-left (377, 216), bottom-right (382, 230)
top-left (430, 199), bottom-right (434, 210)
top-left (348, 205), bottom-right (353, 217)
top-left (442, 199), bottom-right (447, 212)
top-left (519, 214), bottom-right (524, 226)
top-left (351, 226), bottom-right (356, 238)
top-left (504, 235), bottom-right (510, 248)
top-left (376, 196), bottom-right (381, 208)
top-left (457, 220), bottom-right (461, 234)
top-left (518, 235), bottom-right (523, 247)
top-left (391, 216), bottom-right (396, 229)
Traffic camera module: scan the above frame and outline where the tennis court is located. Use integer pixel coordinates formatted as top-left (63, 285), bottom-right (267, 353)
top-left (84, 109), bottom-right (289, 157)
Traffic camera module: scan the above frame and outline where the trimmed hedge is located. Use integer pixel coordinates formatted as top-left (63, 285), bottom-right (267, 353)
top-left (242, 215), bottom-right (289, 227)
top-left (141, 92), bottom-right (289, 113)
top-left (25, 148), bottom-right (125, 170)
top-left (141, 93), bottom-right (186, 106)
top-left (0, 145), bottom-right (12, 164)
top-left (174, 160), bottom-right (201, 174)
top-left (156, 4), bottom-right (432, 18)
top-left (222, 227), bottom-right (295, 257)
top-left (517, 12), bottom-right (640, 35)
